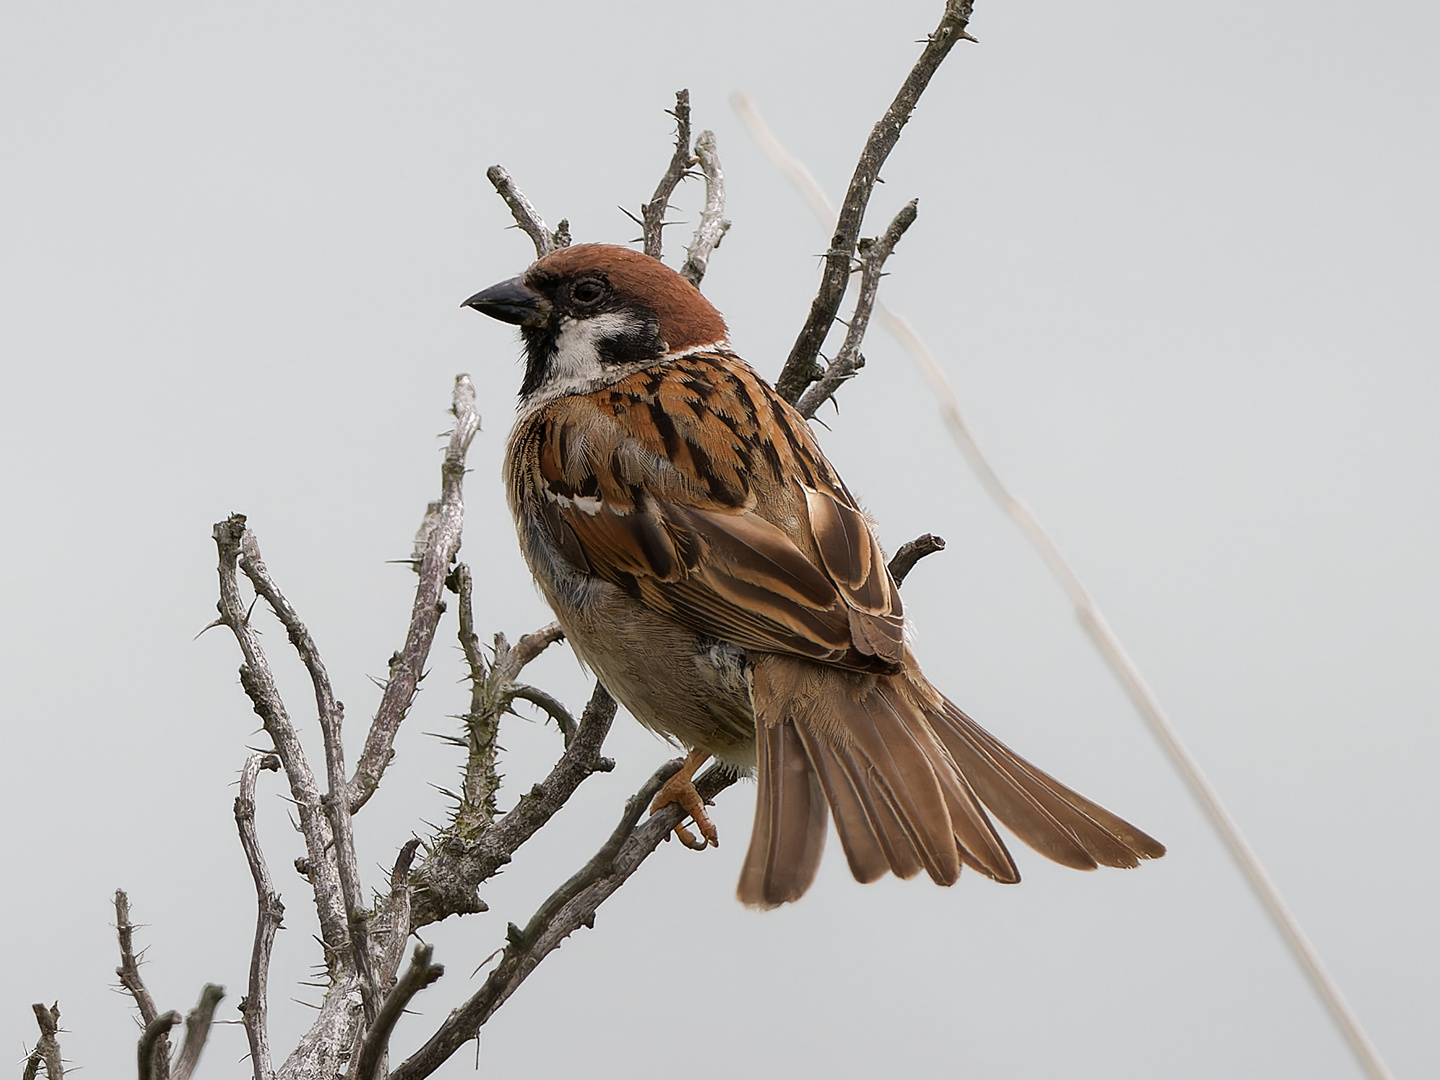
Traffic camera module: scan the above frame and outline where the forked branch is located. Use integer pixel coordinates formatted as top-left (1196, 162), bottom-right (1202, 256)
top-left (796, 199), bottom-right (918, 418)
top-left (775, 0), bottom-right (974, 403)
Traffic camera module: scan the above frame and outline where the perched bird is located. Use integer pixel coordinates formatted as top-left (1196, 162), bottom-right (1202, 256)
top-left (464, 243), bottom-right (1164, 907)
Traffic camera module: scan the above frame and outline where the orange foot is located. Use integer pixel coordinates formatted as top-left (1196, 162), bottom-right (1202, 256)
top-left (651, 748), bottom-right (717, 851)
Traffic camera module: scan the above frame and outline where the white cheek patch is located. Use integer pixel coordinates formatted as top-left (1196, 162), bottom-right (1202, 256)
top-left (543, 313), bottom-right (638, 396)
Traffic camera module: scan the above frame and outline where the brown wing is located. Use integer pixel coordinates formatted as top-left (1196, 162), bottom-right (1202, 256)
top-left (519, 350), bottom-right (906, 672)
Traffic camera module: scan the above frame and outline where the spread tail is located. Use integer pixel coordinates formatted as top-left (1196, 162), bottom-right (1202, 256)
top-left (738, 656), bottom-right (1165, 908)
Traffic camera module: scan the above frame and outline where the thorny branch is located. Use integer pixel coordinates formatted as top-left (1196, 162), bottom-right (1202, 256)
top-left (115, 890), bottom-right (160, 1026)
top-left (214, 516), bottom-right (349, 957)
top-left (796, 199), bottom-right (918, 418)
top-left (235, 753), bottom-right (284, 1080)
top-left (114, 889), bottom-right (171, 1077)
top-left (390, 761), bottom-right (723, 1080)
top-left (235, 528), bottom-right (376, 1017)
top-left (485, 165), bottom-right (569, 257)
top-left (348, 374), bottom-right (481, 814)
top-left (24, 1003), bottom-right (62, 1080)
top-left (680, 128), bottom-right (731, 287)
top-left (775, 0), bottom-right (975, 403)
top-left (115, 892), bottom-right (225, 1080)
top-left (643, 90), bottom-right (694, 259)
top-left (408, 680), bottom-right (618, 930)
top-left (353, 945), bottom-right (445, 1080)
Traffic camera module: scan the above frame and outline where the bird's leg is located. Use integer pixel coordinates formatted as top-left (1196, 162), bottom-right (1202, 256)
top-left (651, 748), bottom-right (717, 850)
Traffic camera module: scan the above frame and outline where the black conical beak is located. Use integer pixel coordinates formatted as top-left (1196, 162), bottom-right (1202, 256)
top-left (461, 276), bottom-right (552, 327)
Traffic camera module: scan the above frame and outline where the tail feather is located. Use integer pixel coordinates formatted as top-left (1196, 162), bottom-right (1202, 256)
top-left (935, 702), bottom-right (1167, 866)
top-left (739, 656), bottom-right (1163, 906)
top-left (812, 683), bottom-right (961, 887)
top-left (794, 728), bottom-right (894, 883)
top-left (737, 717), bottom-right (828, 908)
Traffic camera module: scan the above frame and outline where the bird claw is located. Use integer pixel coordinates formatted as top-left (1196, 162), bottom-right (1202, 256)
top-left (651, 750), bottom-right (718, 850)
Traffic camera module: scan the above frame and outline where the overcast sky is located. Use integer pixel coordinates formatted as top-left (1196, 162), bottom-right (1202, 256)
top-left (3, 2), bottom-right (1436, 1077)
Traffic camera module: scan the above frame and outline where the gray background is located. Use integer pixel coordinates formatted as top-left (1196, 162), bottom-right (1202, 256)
top-left (3, 2), bottom-right (1435, 1077)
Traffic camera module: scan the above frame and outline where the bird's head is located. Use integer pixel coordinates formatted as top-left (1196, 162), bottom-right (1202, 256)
top-left (463, 243), bottom-right (729, 404)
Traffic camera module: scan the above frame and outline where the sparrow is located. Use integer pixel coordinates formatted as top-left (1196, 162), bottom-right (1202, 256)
top-left (464, 243), bottom-right (1164, 907)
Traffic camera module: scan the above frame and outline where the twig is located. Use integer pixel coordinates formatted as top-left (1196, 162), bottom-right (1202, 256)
top-left (887, 533), bottom-right (946, 586)
top-left (795, 199), bottom-right (918, 418)
top-left (213, 516), bottom-right (349, 955)
top-left (409, 681), bottom-right (618, 930)
top-left (374, 838), bottom-right (422, 996)
top-left (494, 622), bottom-right (565, 682)
top-left (447, 564), bottom-right (504, 836)
top-left (680, 129), bottom-right (730, 287)
top-left (773, 0), bottom-right (975, 403)
top-left (234, 753), bottom-right (284, 1080)
top-left (170, 985), bottom-right (225, 1080)
top-left (115, 890), bottom-right (173, 1079)
top-left (114, 890), bottom-right (159, 1025)
top-left (642, 90), bottom-right (693, 259)
top-left (352, 945), bottom-right (445, 1080)
top-left (138, 1011), bottom-right (180, 1080)
top-left (236, 531), bottom-right (375, 1019)
top-left (509, 684), bottom-right (578, 747)
top-left (349, 375), bottom-right (481, 814)
top-left (25, 1003), bottom-right (63, 1080)
top-left (485, 165), bottom-right (565, 258)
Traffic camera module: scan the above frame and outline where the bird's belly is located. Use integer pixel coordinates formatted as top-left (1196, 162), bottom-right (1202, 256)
top-left (518, 515), bottom-right (757, 767)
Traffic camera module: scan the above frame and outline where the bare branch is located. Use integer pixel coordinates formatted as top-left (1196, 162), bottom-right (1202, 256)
top-left (485, 165), bottom-right (566, 258)
top-left (795, 199), bottom-right (918, 418)
top-left (114, 890), bottom-right (159, 1026)
top-left (213, 517), bottom-right (349, 955)
top-left (234, 529), bottom-right (375, 1017)
top-left (349, 375), bottom-right (481, 814)
top-left (138, 1011), bottom-right (180, 1080)
top-left (375, 839), bottom-right (422, 995)
top-left (642, 90), bottom-right (694, 259)
top-left (680, 129), bottom-right (730, 287)
top-left (509, 684), bottom-right (578, 747)
top-left (25, 1003), bottom-right (63, 1080)
top-left (774, 0), bottom-right (975, 403)
top-left (170, 985), bottom-right (225, 1080)
top-left (888, 533), bottom-right (947, 586)
top-left (234, 753), bottom-right (284, 1080)
top-left (409, 681), bottom-right (617, 930)
top-left (493, 621), bottom-right (564, 683)
top-left (353, 945), bottom-right (445, 1080)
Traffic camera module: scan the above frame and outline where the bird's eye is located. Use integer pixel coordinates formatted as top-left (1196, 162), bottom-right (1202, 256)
top-left (571, 278), bottom-right (607, 306)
